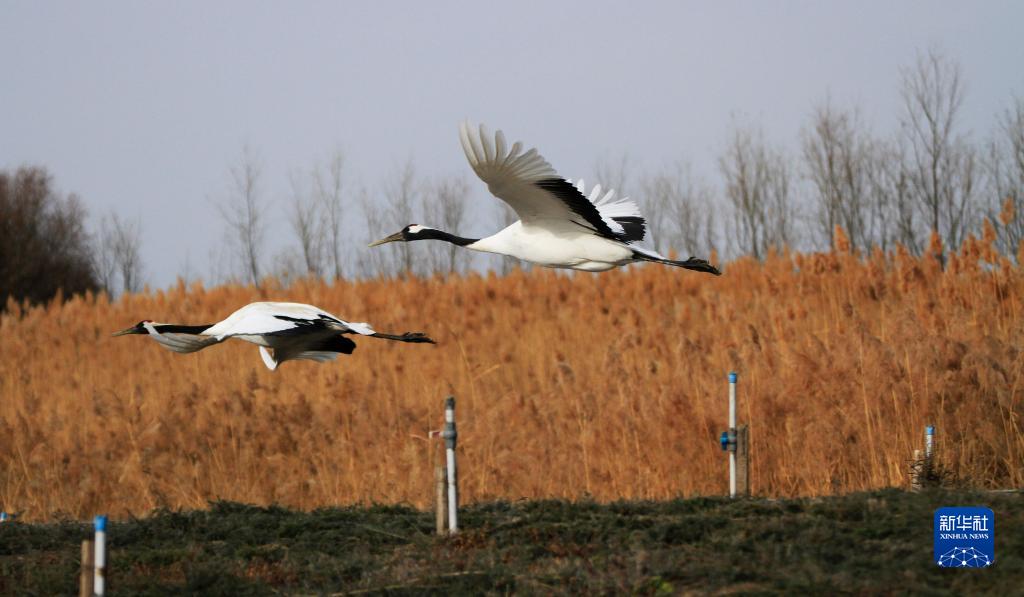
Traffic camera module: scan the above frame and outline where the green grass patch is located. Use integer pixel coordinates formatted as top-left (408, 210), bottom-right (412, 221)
top-left (1, 489), bottom-right (1020, 595)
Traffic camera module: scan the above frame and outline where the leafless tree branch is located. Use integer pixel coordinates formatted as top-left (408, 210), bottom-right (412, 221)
top-left (719, 124), bottom-right (794, 260)
top-left (900, 48), bottom-right (976, 254)
top-left (314, 149), bottom-right (347, 280)
top-left (216, 145), bottom-right (266, 286)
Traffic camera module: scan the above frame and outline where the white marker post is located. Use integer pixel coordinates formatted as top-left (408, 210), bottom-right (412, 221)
top-left (94, 515), bottom-right (107, 596)
top-left (442, 396), bottom-right (458, 534)
top-left (729, 372), bottom-right (738, 498)
top-left (434, 465), bottom-right (447, 536)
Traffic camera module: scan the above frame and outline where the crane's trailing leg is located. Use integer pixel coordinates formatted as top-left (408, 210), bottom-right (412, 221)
top-left (370, 331), bottom-right (436, 344)
top-left (632, 252), bottom-right (722, 275)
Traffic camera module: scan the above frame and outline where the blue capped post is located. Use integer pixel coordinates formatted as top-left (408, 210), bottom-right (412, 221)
top-left (94, 514), bottom-right (108, 595)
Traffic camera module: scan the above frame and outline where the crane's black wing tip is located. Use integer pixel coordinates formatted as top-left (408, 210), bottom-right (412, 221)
top-left (613, 216), bottom-right (647, 242)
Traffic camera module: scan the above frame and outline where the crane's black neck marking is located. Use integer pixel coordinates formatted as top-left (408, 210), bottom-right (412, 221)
top-left (153, 324), bottom-right (214, 334)
top-left (412, 228), bottom-right (479, 246)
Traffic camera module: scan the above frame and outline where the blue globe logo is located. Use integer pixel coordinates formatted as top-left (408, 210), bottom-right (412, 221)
top-left (937, 546), bottom-right (992, 568)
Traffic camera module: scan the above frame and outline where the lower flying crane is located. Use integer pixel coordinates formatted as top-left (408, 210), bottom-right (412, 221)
top-left (113, 301), bottom-right (434, 371)
top-left (370, 122), bottom-right (721, 275)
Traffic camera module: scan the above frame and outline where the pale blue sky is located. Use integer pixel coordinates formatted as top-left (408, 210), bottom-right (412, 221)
top-left (2, 1), bottom-right (1022, 286)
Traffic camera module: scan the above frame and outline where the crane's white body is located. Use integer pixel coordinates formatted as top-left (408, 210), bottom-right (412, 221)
top-left (467, 219), bottom-right (637, 272)
top-left (199, 302), bottom-right (376, 370)
top-left (202, 302), bottom-right (374, 341)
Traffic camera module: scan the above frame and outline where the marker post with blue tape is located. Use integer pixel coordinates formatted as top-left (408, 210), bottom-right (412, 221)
top-left (729, 372), bottom-right (737, 497)
top-left (718, 372), bottom-right (750, 497)
top-left (94, 515), bottom-right (107, 596)
top-left (912, 425), bottom-right (937, 490)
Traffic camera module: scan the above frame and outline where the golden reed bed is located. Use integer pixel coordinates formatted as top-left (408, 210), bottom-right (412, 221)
top-left (1, 230), bottom-right (1021, 520)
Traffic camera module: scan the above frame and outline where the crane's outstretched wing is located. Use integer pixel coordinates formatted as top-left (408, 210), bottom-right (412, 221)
top-left (573, 179), bottom-right (646, 243)
top-left (259, 335), bottom-right (358, 371)
top-left (202, 302), bottom-right (375, 341)
top-left (459, 123), bottom-right (646, 242)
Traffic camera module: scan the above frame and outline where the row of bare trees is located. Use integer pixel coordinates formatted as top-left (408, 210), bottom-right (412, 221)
top-left (624, 49), bottom-right (1022, 262)
top-left (213, 149), bottom-right (488, 285)
top-left (729, 49), bottom-right (1019, 260)
top-left (8, 49), bottom-right (1021, 308)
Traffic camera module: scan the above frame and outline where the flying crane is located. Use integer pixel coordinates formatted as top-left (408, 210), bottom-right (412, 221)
top-left (113, 301), bottom-right (434, 371)
top-left (370, 122), bottom-right (720, 275)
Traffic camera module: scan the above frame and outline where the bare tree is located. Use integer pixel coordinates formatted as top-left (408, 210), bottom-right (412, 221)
top-left (985, 97), bottom-right (1024, 256)
top-left (313, 149), bottom-right (347, 279)
top-left (268, 247), bottom-right (306, 288)
top-left (217, 145), bottom-right (266, 286)
top-left (94, 223), bottom-right (116, 294)
top-left (287, 171), bottom-right (324, 278)
top-left (422, 175), bottom-right (471, 276)
top-left (719, 125), bottom-right (794, 259)
top-left (802, 101), bottom-right (879, 252)
top-left (641, 161), bottom-right (716, 257)
top-left (390, 160), bottom-right (419, 276)
top-left (96, 212), bottom-right (144, 295)
top-left (900, 49), bottom-right (977, 253)
top-left (358, 189), bottom-right (387, 279)
top-left (720, 126), bottom-right (762, 258)
top-left (360, 159), bottom-right (419, 279)
top-left (765, 152), bottom-right (795, 253)
top-left (639, 172), bottom-right (673, 256)
top-left (858, 139), bottom-right (910, 252)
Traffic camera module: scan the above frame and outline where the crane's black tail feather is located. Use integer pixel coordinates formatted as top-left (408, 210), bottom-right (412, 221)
top-left (633, 252), bottom-right (722, 275)
top-left (371, 331), bottom-right (437, 344)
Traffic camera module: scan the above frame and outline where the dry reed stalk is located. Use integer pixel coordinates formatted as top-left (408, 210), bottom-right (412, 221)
top-left (0, 235), bottom-right (1021, 520)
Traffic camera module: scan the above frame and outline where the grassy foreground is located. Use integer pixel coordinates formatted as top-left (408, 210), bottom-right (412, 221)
top-left (1, 489), bottom-right (1020, 595)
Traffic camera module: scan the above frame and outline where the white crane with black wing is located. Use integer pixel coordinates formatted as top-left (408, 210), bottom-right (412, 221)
top-left (113, 301), bottom-right (433, 370)
top-left (370, 122), bottom-right (720, 275)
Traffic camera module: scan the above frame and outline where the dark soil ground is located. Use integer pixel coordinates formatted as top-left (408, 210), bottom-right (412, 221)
top-left (1, 489), bottom-right (1020, 595)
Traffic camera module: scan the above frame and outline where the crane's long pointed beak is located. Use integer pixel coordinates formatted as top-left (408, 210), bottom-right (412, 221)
top-left (368, 232), bottom-right (404, 248)
top-left (112, 327), bottom-right (137, 337)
